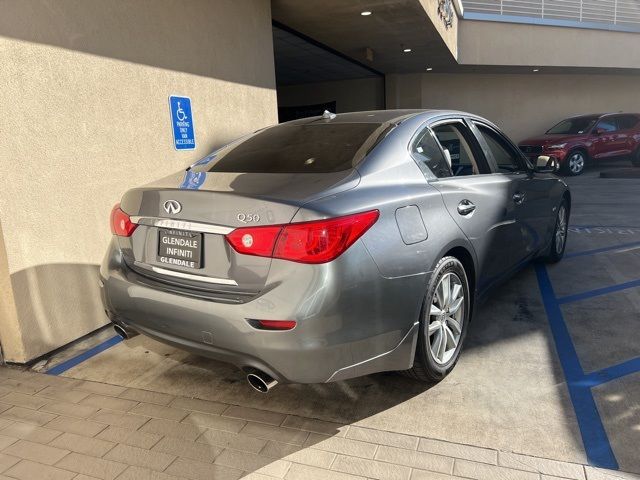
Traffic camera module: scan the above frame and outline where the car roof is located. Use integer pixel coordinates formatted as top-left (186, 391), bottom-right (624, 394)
top-left (566, 112), bottom-right (639, 119)
top-left (599, 112), bottom-right (640, 117)
top-left (560, 113), bottom-right (604, 120)
top-left (285, 109), bottom-right (471, 125)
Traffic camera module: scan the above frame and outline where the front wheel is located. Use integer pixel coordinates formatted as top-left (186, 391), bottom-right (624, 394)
top-left (564, 151), bottom-right (587, 176)
top-left (543, 199), bottom-right (569, 263)
top-left (404, 256), bottom-right (470, 383)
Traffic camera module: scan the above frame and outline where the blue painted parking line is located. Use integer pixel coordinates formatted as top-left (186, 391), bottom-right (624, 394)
top-left (565, 241), bottom-right (640, 259)
top-left (535, 264), bottom-right (619, 469)
top-left (581, 357), bottom-right (640, 388)
top-left (46, 335), bottom-right (122, 376)
top-left (571, 225), bottom-right (640, 229)
top-left (557, 278), bottom-right (640, 305)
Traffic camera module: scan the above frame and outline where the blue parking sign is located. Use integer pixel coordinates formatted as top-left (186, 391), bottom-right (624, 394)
top-left (169, 95), bottom-right (196, 150)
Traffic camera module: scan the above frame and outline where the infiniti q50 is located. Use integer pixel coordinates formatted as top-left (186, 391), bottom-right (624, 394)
top-left (100, 110), bottom-right (570, 392)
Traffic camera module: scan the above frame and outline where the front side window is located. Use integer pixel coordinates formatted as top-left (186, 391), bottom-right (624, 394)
top-left (595, 118), bottom-right (618, 133)
top-left (202, 123), bottom-right (383, 174)
top-left (411, 128), bottom-right (452, 178)
top-left (432, 123), bottom-right (482, 176)
top-left (475, 124), bottom-right (524, 173)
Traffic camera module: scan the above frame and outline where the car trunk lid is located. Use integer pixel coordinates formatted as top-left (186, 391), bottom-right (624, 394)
top-left (118, 169), bottom-right (360, 293)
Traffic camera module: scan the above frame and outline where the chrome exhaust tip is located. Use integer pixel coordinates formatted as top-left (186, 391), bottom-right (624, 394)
top-left (113, 324), bottom-right (138, 340)
top-left (247, 372), bottom-right (278, 393)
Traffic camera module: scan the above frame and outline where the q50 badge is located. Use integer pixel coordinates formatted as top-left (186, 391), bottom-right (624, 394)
top-left (237, 213), bottom-right (260, 223)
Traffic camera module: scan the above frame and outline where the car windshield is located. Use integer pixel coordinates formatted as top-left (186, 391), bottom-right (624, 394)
top-left (199, 122), bottom-right (383, 174)
top-left (546, 116), bottom-right (599, 135)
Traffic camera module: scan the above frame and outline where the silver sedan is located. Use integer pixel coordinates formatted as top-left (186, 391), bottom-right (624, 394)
top-left (100, 110), bottom-right (570, 392)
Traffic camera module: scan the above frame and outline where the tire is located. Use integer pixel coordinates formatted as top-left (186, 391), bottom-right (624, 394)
top-left (404, 256), bottom-right (470, 383)
top-left (543, 198), bottom-right (569, 263)
top-left (632, 149), bottom-right (640, 167)
top-left (563, 150), bottom-right (587, 176)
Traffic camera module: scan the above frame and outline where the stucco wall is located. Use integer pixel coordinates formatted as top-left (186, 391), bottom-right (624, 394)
top-left (277, 77), bottom-right (385, 114)
top-left (386, 72), bottom-right (640, 142)
top-left (0, 0), bottom-right (277, 363)
top-left (459, 20), bottom-right (640, 69)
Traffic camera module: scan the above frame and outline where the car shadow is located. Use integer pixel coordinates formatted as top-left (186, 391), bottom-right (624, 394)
top-left (91, 261), bottom-right (588, 470)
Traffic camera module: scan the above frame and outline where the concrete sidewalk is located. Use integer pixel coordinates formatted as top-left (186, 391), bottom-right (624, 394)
top-left (0, 368), bottom-right (635, 480)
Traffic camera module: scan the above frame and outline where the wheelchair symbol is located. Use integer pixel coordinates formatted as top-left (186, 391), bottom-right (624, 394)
top-left (176, 102), bottom-right (187, 122)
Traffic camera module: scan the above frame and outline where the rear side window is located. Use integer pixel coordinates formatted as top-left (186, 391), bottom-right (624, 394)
top-left (205, 123), bottom-right (382, 173)
top-left (411, 128), bottom-right (452, 178)
top-left (616, 115), bottom-right (639, 130)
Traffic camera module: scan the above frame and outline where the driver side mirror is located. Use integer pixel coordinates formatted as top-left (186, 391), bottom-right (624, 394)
top-left (534, 155), bottom-right (557, 173)
top-left (594, 128), bottom-right (605, 135)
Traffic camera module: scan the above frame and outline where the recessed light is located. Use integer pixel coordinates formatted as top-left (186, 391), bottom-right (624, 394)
top-left (533, 68), bottom-right (539, 72)
top-left (361, 11), bottom-right (372, 16)
top-left (403, 48), bottom-right (412, 53)
top-left (426, 67), bottom-right (433, 71)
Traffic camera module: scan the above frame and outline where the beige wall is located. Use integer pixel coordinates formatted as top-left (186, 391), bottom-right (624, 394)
top-left (0, 0), bottom-right (278, 363)
top-left (386, 72), bottom-right (640, 142)
top-left (277, 77), bottom-right (385, 114)
top-left (459, 20), bottom-right (640, 69)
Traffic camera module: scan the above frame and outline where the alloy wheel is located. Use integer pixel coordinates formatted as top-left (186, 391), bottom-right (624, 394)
top-left (428, 272), bottom-right (464, 365)
top-left (568, 152), bottom-right (585, 174)
top-left (555, 205), bottom-right (567, 253)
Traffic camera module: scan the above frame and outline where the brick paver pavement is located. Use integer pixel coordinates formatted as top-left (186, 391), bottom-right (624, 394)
top-left (0, 367), bottom-right (635, 480)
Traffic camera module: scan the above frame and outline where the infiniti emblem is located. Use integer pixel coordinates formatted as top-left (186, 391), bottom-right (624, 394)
top-left (163, 200), bottom-right (182, 215)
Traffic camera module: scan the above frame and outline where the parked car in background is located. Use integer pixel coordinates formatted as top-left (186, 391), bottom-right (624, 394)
top-left (100, 110), bottom-right (570, 392)
top-left (519, 113), bottom-right (640, 175)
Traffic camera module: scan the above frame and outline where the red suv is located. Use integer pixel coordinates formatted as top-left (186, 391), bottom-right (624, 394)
top-left (519, 113), bottom-right (640, 175)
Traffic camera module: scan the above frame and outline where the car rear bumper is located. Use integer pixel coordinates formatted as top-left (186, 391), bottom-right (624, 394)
top-left (99, 238), bottom-right (425, 383)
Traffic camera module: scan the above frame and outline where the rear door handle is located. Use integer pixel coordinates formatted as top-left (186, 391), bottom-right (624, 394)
top-left (513, 192), bottom-right (526, 205)
top-left (457, 199), bottom-right (476, 216)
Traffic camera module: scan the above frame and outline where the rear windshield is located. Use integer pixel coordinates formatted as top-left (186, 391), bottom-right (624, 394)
top-left (546, 116), bottom-right (599, 135)
top-left (201, 123), bottom-right (382, 174)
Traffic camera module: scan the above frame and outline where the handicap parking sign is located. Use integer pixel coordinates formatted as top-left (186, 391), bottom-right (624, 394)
top-left (169, 95), bottom-right (196, 150)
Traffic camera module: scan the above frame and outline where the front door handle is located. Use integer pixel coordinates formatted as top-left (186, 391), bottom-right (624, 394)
top-left (513, 192), bottom-right (526, 205)
top-left (457, 199), bottom-right (476, 216)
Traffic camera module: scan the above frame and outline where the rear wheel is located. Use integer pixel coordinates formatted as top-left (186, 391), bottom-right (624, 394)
top-left (564, 150), bottom-right (587, 176)
top-left (543, 199), bottom-right (569, 263)
top-left (404, 256), bottom-right (470, 383)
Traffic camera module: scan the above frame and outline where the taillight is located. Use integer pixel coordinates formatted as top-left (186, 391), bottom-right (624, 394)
top-left (225, 226), bottom-right (281, 257)
top-left (225, 210), bottom-right (379, 264)
top-left (110, 204), bottom-right (137, 237)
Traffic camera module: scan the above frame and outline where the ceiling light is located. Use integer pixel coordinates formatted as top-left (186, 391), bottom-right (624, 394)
top-left (403, 48), bottom-right (412, 53)
top-left (426, 67), bottom-right (433, 71)
top-left (361, 11), bottom-right (372, 16)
